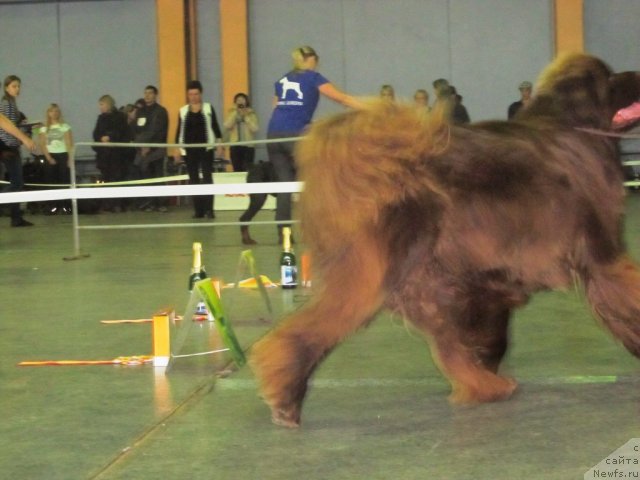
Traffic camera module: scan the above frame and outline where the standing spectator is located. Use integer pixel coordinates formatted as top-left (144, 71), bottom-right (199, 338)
top-left (431, 78), bottom-right (450, 111)
top-left (0, 75), bottom-right (36, 227)
top-left (223, 92), bottom-right (259, 172)
top-left (39, 103), bottom-right (73, 215)
top-left (237, 161), bottom-right (276, 245)
top-left (433, 83), bottom-right (470, 125)
top-left (173, 80), bottom-right (223, 219)
top-left (120, 102), bottom-right (141, 210)
top-left (267, 45), bottom-right (363, 242)
top-left (379, 84), bottom-right (395, 102)
top-left (92, 94), bottom-right (129, 212)
top-left (413, 88), bottom-right (430, 113)
top-left (448, 86), bottom-right (471, 125)
top-left (0, 113), bottom-right (34, 149)
top-left (134, 85), bottom-right (168, 212)
top-left (508, 81), bottom-right (532, 119)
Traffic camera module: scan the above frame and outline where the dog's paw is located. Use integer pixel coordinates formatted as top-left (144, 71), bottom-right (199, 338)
top-left (449, 375), bottom-right (517, 405)
top-left (271, 407), bottom-right (301, 428)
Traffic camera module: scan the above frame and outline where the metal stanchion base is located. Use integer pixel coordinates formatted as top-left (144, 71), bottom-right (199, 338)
top-left (63, 253), bottom-right (91, 262)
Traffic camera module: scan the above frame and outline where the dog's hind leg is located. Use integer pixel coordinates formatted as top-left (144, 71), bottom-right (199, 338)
top-left (585, 255), bottom-right (640, 358)
top-left (250, 235), bottom-right (387, 427)
top-left (461, 305), bottom-right (511, 374)
top-left (403, 288), bottom-right (517, 405)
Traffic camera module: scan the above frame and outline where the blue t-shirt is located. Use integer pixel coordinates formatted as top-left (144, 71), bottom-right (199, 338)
top-left (267, 70), bottom-right (329, 135)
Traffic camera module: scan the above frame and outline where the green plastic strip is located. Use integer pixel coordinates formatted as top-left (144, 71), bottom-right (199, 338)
top-left (238, 249), bottom-right (273, 315)
top-left (195, 279), bottom-right (246, 367)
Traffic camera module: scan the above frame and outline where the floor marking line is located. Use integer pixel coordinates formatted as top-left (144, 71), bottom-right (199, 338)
top-left (216, 375), bottom-right (624, 391)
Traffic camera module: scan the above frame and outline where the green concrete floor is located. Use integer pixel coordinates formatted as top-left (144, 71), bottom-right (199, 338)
top-left (1, 200), bottom-right (640, 479)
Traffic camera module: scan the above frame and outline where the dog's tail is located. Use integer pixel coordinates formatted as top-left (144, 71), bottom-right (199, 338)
top-left (296, 101), bottom-right (449, 251)
top-left (585, 256), bottom-right (640, 358)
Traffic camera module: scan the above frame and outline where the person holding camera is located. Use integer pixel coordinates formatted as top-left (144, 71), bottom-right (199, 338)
top-left (223, 93), bottom-right (259, 172)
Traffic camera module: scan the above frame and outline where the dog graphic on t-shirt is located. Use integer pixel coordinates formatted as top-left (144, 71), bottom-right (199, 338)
top-left (279, 77), bottom-right (303, 100)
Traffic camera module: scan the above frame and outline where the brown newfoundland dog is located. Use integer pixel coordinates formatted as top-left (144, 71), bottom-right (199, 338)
top-left (250, 54), bottom-right (640, 427)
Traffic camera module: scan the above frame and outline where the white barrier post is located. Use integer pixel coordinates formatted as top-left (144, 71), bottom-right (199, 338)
top-left (63, 147), bottom-right (90, 261)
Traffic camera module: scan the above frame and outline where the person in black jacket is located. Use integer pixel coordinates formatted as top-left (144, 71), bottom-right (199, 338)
top-left (134, 85), bottom-right (169, 212)
top-left (508, 81), bottom-right (532, 120)
top-left (173, 80), bottom-right (223, 219)
top-left (447, 86), bottom-right (471, 125)
top-left (92, 94), bottom-right (129, 212)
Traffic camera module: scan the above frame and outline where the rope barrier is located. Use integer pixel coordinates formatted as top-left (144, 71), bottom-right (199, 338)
top-left (78, 220), bottom-right (297, 230)
top-left (575, 127), bottom-right (640, 139)
top-left (75, 137), bottom-right (301, 149)
top-left (0, 137), bottom-right (305, 259)
top-left (0, 181), bottom-right (303, 204)
top-left (2, 134), bottom-right (640, 259)
top-left (0, 174), bottom-right (190, 188)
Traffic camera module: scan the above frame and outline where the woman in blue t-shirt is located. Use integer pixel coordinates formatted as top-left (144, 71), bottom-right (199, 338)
top-left (267, 45), bottom-right (362, 242)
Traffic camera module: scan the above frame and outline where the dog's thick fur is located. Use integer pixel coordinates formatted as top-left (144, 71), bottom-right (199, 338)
top-left (250, 54), bottom-right (640, 427)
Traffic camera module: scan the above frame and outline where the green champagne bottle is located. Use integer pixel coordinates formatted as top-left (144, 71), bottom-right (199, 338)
top-left (188, 243), bottom-right (209, 317)
top-left (188, 242), bottom-right (208, 291)
top-left (280, 227), bottom-right (297, 289)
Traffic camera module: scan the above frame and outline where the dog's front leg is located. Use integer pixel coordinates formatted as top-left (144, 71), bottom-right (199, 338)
top-left (250, 236), bottom-right (386, 427)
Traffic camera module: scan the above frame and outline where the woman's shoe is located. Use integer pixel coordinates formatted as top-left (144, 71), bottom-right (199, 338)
top-left (241, 225), bottom-right (257, 245)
